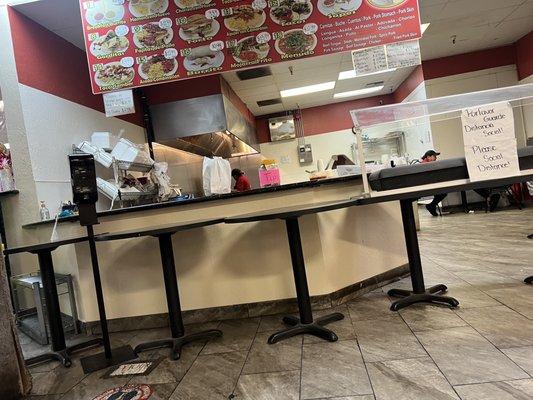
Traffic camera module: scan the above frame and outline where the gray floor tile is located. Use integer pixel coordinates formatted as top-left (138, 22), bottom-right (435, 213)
top-left (300, 340), bottom-right (372, 399)
top-left (454, 379), bottom-right (533, 400)
top-left (347, 292), bottom-right (395, 321)
top-left (129, 343), bottom-right (204, 384)
top-left (484, 285), bottom-right (533, 319)
top-left (201, 318), bottom-right (259, 355)
top-left (367, 357), bottom-right (459, 400)
top-left (415, 326), bottom-right (529, 385)
top-left (456, 306), bottom-right (533, 348)
top-left (400, 304), bottom-right (467, 332)
top-left (442, 283), bottom-right (500, 309)
top-left (501, 346), bottom-right (533, 375)
top-left (59, 370), bottom-right (130, 400)
top-left (29, 358), bottom-right (87, 395)
top-left (257, 314), bottom-right (295, 333)
top-left (304, 305), bottom-right (356, 344)
top-left (243, 331), bottom-right (302, 374)
top-left (146, 383), bottom-right (179, 400)
top-left (170, 351), bottom-right (246, 400)
top-left (235, 371), bottom-right (301, 400)
top-left (314, 397), bottom-right (375, 400)
top-left (353, 316), bottom-right (427, 362)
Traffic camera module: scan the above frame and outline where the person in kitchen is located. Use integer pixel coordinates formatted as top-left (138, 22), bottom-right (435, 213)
top-left (232, 169), bottom-right (251, 192)
top-left (422, 150), bottom-right (500, 216)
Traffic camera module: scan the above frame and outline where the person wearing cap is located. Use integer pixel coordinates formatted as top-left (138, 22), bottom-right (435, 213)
top-left (421, 150), bottom-right (501, 216)
top-left (421, 150), bottom-right (446, 216)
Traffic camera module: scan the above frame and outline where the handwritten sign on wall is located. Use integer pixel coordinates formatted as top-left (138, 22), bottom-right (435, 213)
top-left (461, 102), bottom-right (520, 182)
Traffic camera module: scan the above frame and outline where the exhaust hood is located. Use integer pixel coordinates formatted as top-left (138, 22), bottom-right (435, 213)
top-left (150, 94), bottom-right (259, 158)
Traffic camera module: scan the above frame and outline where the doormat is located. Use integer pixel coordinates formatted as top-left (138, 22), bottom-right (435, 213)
top-left (92, 384), bottom-right (153, 400)
top-left (101, 359), bottom-right (163, 379)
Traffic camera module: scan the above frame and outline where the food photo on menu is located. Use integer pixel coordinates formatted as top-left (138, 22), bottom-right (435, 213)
top-left (317, 0), bottom-right (362, 16)
top-left (275, 28), bottom-right (317, 59)
top-left (183, 45), bottom-right (224, 74)
top-left (270, 0), bottom-right (313, 26)
top-left (84, 0), bottom-right (126, 27)
top-left (90, 30), bottom-right (130, 58)
top-left (94, 61), bottom-right (135, 89)
top-left (366, 0), bottom-right (408, 8)
top-left (179, 14), bottom-right (221, 42)
top-left (138, 53), bottom-right (179, 82)
top-left (128, 0), bottom-right (170, 18)
top-left (224, 4), bottom-right (266, 34)
top-left (174, 0), bottom-right (213, 11)
top-left (230, 36), bottom-right (270, 64)
top-left (133, 20), bottom-right (174, 50)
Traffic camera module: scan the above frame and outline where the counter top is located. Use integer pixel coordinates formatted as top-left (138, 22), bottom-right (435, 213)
top-left (23, 175), bottom-right (361, 229)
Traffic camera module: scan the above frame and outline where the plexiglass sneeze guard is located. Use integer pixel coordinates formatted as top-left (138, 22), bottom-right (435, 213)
top-left (349, 83), bottom-right (533, 195)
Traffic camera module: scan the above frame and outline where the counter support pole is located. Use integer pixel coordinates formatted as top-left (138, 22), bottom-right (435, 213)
top-left (387, 199), bottom-right (459, 311)
top-left (133, 233), bottom-right (222, 360)
top-left (25, 249), bottom-right (102, 368)
top-left (267, 217), bottom-right (344, 345)
top-left (80, 226), bottom-right (136, 374)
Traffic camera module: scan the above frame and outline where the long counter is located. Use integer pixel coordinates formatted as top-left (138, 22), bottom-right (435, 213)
top-left (8, 176), bottom-right (408, 331)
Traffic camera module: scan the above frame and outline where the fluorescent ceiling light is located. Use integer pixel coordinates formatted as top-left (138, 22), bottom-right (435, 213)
top-left (280, 81), bottom-right (336, 98)
top-left (334, 85), bottom-right (384, 99)
top-left (421, 23), bottom-right (430, 35)
top-left (338, 68), bottom-right (397, 80)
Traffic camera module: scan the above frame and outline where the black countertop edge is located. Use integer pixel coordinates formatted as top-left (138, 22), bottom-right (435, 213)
top-left (0, 190), bottom-right (19, 197)
top-left (22, 175), bottom-right (362, 229)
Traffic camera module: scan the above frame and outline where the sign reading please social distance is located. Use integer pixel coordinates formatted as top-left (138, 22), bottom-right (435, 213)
top-left (461, 102), bottom-right (520, 182)
top-left (79, 0), bottom-right (422, 94)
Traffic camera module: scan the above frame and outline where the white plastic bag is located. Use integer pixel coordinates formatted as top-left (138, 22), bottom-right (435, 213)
top-left (203, 157), bottom-right (231, 196)
top-left (528, 181), bottom-right (533, 196)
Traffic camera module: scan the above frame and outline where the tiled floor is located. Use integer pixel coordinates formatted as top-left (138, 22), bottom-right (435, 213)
top-left (22, 207), bottom-right (533, 400)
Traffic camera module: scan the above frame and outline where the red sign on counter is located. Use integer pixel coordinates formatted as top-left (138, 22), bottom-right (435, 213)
top-left (80, 0), bottom-right (421, 94)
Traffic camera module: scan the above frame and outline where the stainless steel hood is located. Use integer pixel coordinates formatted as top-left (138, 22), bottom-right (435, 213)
top-left (150, 94), bottom-right (259, 158)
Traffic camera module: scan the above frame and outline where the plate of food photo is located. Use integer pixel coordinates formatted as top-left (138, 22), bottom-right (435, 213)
top-left (133, 22), bottom-right (173, 49)
top-left (270, 0), bottom-right (313, 26)
top-left (367, 0), bottom-right (408, 8)
top-left (94, 62), bottom-right (135, 88)
top-left (179, 14), bottom-right (220, 41)
top-left (183, 45), bottom-right (224, 71)
top-left (230, 36), bottom-right (270, 63)
top-left (274, 28), bottom-right (317, 56)
top-left (174, 0), bottom-right (213, 10)
top-left (224, 4), bottom-right (266, 32)
top-left (317, 0), bottom-right (362, 16)
top-left (138, 55), bottom-right (178, 80)
top-left (85, 0), bottom-right (125, 26)
top-left (90, 30), bottom-right (130, 57)
top-left (129, 0), bottom-right (169, 18)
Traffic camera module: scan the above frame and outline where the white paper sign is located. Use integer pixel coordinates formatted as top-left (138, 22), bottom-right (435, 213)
top-left (103, 90), bottom-right (135, 118)
top-left (385, 40), bottom-right (421, 69)
top-left (461, 102), bottom-right (520, 182)
top-left (351, 46), bottom-right (388, 76)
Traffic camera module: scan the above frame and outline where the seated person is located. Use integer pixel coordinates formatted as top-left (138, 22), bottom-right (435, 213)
top-left (232, 168), bottom-right (251, 192)
top-left (422, 150), bottom-right (501, 216)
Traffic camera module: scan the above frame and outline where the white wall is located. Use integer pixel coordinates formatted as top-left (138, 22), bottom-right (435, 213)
top-left (259, 129), bottom-right (356, 184)
top-left (19, 84), bottom-right (146, 214)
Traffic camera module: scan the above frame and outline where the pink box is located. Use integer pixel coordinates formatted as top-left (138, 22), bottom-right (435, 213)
top-left (259, 168), bottom-right (281, 188)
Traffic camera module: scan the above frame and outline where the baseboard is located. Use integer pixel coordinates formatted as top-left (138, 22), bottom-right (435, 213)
top-left (83, 263), bottom-right (409, 335)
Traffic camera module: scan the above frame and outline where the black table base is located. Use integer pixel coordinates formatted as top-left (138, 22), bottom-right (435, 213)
top-left (134, 234), bottom-right (222, 359)
top-left (268, 218), bottom-right (344, 344)
top-left (268, 313), bottom-right (344, 344)
top-left (26, 249), bottom-right (104, 368)
top-left (81, 345), bottom-right (137, 373)
top-left (387, 200), bottom-right (459, 311)
top-left (524, 234), bottom-right (533, 284)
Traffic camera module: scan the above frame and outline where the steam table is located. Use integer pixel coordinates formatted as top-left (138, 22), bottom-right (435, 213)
top-left (226, 200), bottom-right (358, 344)
top-left (95, 218), bottom-right (225, 359)
top-left (4, 237), bottom-right (102, 367)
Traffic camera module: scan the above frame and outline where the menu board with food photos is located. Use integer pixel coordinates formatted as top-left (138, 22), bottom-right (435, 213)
top-left (80, 0), bottom-right (421, 94)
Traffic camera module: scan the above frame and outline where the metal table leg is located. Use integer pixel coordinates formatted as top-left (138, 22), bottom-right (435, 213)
top-left (387, 200), bottom-right (459, 311)
top-left (25, 250), bottom-right (102, 368)
top-left (267, 217), bottom-right (344, 345)
top-left (134, 233), bottom-right (222, 360)
top-left (524, 234), bottom-right (533, 284)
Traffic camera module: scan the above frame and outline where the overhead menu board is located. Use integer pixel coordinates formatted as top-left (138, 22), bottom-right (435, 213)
top-left (80, 0), bottom-right (421, 94)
